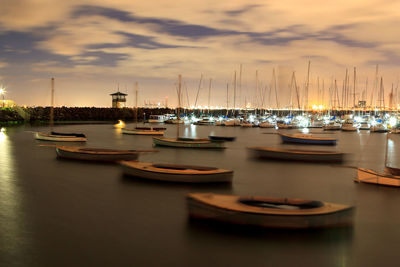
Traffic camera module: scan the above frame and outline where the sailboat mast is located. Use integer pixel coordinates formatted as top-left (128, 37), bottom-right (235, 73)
top-left (233, 71), bottom-right (236, 112)
top-left (135, 82), bottom-right (138, 126)
top-left (208, 78), bottom-right (212, 114)
top-left (305, 61), bottom-right (311, 111)
top-left (50, 77), bottom-right (54, 129)
top-left (353, 67), bottom-right (356, 108)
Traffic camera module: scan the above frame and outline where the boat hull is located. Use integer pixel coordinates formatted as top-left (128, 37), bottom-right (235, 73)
top-left (356, 168), bottom-right (400, 187)
top-left (122, 128), bottom-right (164, 135)
top-left (248, 147), bottom-right (344, 162)
top-left (35, 132), bottom-right (87, 142)
top-left (153, 137), bottom-right (225, 149)
top-left (279, 133), bottom-right (337, 146)
top-left (121, 162), bottom-right (233, 183)
top-left (56, 147), bottom-right (139, 162)
top-left (187, 194), bottom-right (354, 229)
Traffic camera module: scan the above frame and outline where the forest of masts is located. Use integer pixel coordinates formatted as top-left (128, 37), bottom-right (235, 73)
top-left (169, 62), bottom-right (399, 113)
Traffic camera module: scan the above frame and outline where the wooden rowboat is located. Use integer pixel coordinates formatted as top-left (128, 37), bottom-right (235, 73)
top-left (35, 132), bottom-right (87, 142)
top-left (55, 146), bottom-right (141, 162)
top-left (355, 168), bottom-right (400, 187)
top-left (153, 137), bottom-right (226, 149)
top-left (120, 161), bottom-right (233, 183)
top-left (187, 193), bottom-right (354, 229)
top-left (122, 128), bottom-right (164, 135)
top-left (248, 147), bottom-right (344, 162)
top-left (279, 133), bottom-right (337, 146)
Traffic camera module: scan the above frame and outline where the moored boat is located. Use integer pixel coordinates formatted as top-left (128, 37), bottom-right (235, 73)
top-left (153, 137), bottom-right (225, 149)
top-left (122, 127), bottom-right (164, 135)
top-left (248, 147), bottom-right (344, 162)
top-left (121, 161), bottom-right (233, 183)
top-left (55, 146), bottom-right (141, 161)
top-left (355, 168), bottom-right (400, 187)
top-left (187, 193), bottom-right (354, 229)
top-left (279, 133), bottom-right (337, 145)
top-left (35, 132), bottom-right (87, 142)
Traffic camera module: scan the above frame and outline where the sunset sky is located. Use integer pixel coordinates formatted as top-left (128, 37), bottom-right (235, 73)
top-left (1, 0), bottom-right (400, 108)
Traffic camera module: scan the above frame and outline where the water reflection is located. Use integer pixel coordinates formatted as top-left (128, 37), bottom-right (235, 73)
top-left (0, 127), bottom-right (25, 263)
top-left (185, 219), bottom-right (353, 266)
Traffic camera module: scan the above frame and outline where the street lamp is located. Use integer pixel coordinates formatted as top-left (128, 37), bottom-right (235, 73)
top-left (0, 88), bottom-right (5, 107)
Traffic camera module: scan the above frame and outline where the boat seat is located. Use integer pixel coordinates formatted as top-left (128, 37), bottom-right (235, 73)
top-left (238, 197), bottom-right (324, 209)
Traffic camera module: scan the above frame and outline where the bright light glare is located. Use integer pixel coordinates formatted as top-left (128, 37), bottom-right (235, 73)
top-left (389, 117), bottom-right (397, 127)
top-left (114, 120), bottom-right (125, 128)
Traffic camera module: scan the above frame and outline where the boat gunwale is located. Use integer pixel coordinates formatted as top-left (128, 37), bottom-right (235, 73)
top-left (56, 146), bottom-right (139, 155)
top-left (153, 137), bottom-right (221, 145)
top-left (120, 161), bottom-right (233, 175)
top-left (279, 133), bottom-right (336, 141)
top-left (187, 193), bottom-right (353, 216)
top-left (248, 146), bottom-right (343, 155)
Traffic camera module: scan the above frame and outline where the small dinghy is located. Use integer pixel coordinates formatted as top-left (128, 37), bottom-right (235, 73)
top-left (120, 161), bottom-right (233, 183)
top-left (208, 136), bottom-right (236, 141)
top-left (279, 133), bottom-right (337, 146)
top-left (187, 193), bottom-right (354, 229)
top-left (55, 146), bottom-right (144, 162)
top-left (122, 127), bottom-right (164, 135)
top-left (248, 147), bottom-right (344, 162)
top-left (35, 131), bottom-right (87, 142)
top-left (153, 137), bottom-right (226, 149)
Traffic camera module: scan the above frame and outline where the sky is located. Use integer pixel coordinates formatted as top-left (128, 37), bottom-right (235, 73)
top-left (1, 0), bottom-right (400, 108)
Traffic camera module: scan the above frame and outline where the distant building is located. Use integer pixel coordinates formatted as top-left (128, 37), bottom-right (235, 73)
top-left (110, 92), bottom-right (127, 108)
top-left (358, 100), bottom-right (366, 108)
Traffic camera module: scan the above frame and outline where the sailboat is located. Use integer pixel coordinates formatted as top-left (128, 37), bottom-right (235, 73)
top-left (122, 83), bottom-right (165, 136)
top-left (35, 78), bottom-right (87, 142)
top-left (153, 75), bottom-right (225, 149)
top-left (355, 133), bottom-right (400, 186)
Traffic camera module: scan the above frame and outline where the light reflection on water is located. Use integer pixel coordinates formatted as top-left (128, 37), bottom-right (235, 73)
top-left (0, 127), bottom-right (25, 263)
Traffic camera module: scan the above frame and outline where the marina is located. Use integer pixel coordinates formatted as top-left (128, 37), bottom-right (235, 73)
top-left (2, 0), bottom-right (400, 265)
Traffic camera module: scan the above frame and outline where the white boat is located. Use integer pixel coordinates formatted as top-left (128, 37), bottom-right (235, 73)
top-left (359, 122), bottom-right (370, 130)
top-left (323, 122), bottom-right (341, 131)
top-left (187, 193), bottom-right (354, 229)
top-left (153, 137), bottom-right (225, 149)
top-left (193, 117), bottom-right (215, 126)
top-left (148, 115), bottom-right (167, 123)
top-left (35, 132), bottom-right (87, 142)
top-left (120, 161), bottom-right (233, 183)
top-left (55, 146), bottom-right (141, 161)
top-left (248, 147), bottom-right (345, 162)
top-left (341, 120), bottom-right (358, 131)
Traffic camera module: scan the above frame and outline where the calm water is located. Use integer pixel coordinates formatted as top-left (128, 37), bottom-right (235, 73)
top-left (1, 123), bottom-right (399, 266)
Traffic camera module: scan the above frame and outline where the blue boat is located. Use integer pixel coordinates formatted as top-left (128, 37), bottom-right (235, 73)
top-left (279, 133), bottom-right (337, 146)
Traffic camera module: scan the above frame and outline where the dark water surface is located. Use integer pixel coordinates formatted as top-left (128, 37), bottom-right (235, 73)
top-left (1, 123), bottom-right (399, 266)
